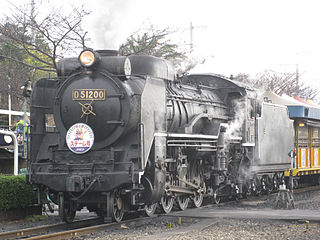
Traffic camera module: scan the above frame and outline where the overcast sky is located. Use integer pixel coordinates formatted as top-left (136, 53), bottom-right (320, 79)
top-left (2, 0), bottom-right (320, 94)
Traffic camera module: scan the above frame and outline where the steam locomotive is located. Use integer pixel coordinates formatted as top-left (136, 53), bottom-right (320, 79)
top-left (27, 49), bottom-right (294, 222)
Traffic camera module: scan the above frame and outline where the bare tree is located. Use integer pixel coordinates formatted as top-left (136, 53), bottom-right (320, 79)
top-left (233, 70), bottom-right (318, 100)
top-left (0, 2), bottom-right (91, 113)
top-left (0, 2), bottom-right (90, 73)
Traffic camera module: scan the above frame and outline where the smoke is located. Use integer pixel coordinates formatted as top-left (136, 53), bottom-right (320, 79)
top-left (176, 54), bottom-right (209, 75)
top-left (224, 89), bottom-right (266, 142)
top-left (84, 0), bottom-right (139, 49)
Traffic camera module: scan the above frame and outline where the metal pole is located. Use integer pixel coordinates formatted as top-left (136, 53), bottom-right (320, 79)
top-left (23, 96), bottom-right (27, 158)
top-left (8, 84), bottom-right (11, 127)
top-left (190, 22), bottom-right (193, 53)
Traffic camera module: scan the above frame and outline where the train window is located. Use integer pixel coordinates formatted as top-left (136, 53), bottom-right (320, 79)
top-left (298, 124), bottom-right (308, 139)
top-left (45, 114), bottom-right (56, 132)
top-left (312, 127), bottom-right (320, 147)
top-left (313, 128), bottom-right (320, 139)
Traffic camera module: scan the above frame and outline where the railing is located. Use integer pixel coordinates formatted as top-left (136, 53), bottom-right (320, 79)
top-left (0, 124), bottom-right (30, 159)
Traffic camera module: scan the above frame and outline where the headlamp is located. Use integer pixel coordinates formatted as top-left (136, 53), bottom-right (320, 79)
top-left (4, 135), bottom-right (12, 144)
top-left (79, 49), bottom-right (99, 67)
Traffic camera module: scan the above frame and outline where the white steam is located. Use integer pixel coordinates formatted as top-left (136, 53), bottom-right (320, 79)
top-left (225, 99), bottom-right (246, 140)
top-left (176, 54), bottom-right (211, 75)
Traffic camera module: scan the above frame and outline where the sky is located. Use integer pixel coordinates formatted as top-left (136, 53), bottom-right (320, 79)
top-left (2, 0), bottom-right (320, 97)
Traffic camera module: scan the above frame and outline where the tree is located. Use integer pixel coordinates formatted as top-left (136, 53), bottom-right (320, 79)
top-left (119, 25), bottom-right (189, 72)
top-left (0, 28), bottom-right (30, 111)
top-left (233, 70), bottom-right (318, 100)
top-left (0, 2), bottom-right (91, 114)
top-left (0, 2), bottom-right (90, 73)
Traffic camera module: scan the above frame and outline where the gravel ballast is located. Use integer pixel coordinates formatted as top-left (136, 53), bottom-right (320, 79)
top-left (1, 187), bottom-right (320, 239)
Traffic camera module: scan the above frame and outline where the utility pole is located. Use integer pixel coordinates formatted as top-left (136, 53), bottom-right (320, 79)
top-left (189, 21), bottom-right (206, 53)
top-left (189, 22), bottom-right (194, 53)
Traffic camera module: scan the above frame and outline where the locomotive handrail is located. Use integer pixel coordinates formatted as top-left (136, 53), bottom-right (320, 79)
top-left (138, 123), bottom-right (145, 170)
top-left (165, 132), bottom-right (219, 139)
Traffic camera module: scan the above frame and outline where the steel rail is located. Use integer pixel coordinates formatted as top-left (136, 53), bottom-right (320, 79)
top-left (0, 217), bottom-right (103, 240)
top-left (23, 216), bottom-right (155, 240)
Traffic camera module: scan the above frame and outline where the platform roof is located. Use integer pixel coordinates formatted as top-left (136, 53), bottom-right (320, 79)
top-left (262, 91), bottom-right (320, 121)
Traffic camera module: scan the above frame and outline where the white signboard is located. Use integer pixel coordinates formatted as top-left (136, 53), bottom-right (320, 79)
top-left (66, 123), bottom-right (94, 154)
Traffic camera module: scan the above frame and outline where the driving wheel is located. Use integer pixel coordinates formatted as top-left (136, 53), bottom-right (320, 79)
top-left (110, 189), bottom-right (124, 222)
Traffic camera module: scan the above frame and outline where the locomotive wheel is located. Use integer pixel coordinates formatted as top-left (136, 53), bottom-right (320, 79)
top-left (262, 176), bottom-right (273, 194)
top-left (111, 189), bottom-right (124, 222)
top-left (177, 162), bottom-right (189, 211)
top-left (213, 188), bottom-right (221, 205)
top-left (161, 195), bottom-right (174, 213)
top-left (193, 191), bottom-right (204, 208)
top-left (190, 160), bottom-right (205, 208)
top-left (273, 174), bottom-right (281, 191)
top-left (177, 196), bottom-right (189, 211)
top-left (58, 193), bottom-right (76, 223)
top-left (144, 203), bottom-right (157, 217)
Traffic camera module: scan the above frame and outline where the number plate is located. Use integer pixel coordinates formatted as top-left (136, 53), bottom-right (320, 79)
top-left (72, 89), bottom-right (105, 101)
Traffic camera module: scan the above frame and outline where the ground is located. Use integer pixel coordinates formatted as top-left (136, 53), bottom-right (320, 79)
top-left (1, 187), bottom-right (320, 239)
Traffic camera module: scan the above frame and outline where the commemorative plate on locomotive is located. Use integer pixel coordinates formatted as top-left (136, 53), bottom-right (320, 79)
top-left (66, 123), bottom-right (94, 154)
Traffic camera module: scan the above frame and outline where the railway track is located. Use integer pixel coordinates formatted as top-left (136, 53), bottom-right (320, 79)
top-left (1, 185), bottom-right (319, 240)
top-left (199, 184), bottom-right (320, 209)
top-left (0, 215), bottom-right (156, 240)
top-left (0, 217), bottom-right (104, 240)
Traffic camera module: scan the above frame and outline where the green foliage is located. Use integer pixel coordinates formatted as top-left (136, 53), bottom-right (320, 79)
top-left (119, 25), bottom-right (187, 63)
top-left (0, 22), bottom-right (54, 112)
top-left (0, 175), bottom-right (37, 211)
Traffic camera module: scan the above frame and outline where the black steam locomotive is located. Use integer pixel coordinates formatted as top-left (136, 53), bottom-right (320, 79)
top-left (27, 49), bottom-right (294, 222)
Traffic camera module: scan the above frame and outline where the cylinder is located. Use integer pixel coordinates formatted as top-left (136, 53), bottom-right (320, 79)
top-left (220, 153), bottom-right (226, 171)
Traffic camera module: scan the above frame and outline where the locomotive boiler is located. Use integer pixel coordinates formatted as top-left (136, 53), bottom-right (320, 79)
top-left (27, 49), bottom-right (294, 222)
